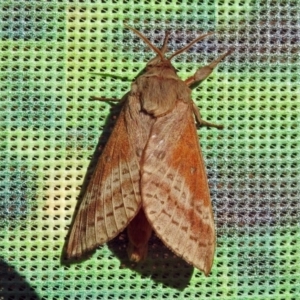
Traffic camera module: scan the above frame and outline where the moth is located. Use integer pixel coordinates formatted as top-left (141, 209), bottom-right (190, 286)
top-left (66, 26), bottom-right (232, 276)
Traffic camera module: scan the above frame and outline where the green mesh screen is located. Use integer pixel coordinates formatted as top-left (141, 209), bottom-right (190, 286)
top-left (1, 0), bottom-right (299, 299)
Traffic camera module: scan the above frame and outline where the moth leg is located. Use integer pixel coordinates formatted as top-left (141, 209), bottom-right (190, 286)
top-left (185, 49), bottom-right (233, 87)
top-left (127, 209), bottom-right (153, 262)
top-left (193, 102), bottom-right (223, 129)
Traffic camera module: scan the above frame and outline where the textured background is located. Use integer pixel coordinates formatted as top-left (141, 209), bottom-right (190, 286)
top-left (0, 0), bottom-right (299, 299)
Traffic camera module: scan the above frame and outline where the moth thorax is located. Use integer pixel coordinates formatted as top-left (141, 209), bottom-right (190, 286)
top-left (138, 76), bottom-right (191, 117)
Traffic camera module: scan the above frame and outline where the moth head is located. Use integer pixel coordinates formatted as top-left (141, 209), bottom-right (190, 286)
top-left (125, 25), bottom-right (213, 69)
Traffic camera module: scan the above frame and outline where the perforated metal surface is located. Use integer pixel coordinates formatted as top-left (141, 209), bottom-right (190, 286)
top-left (0, 1), bottom-right (299, 299)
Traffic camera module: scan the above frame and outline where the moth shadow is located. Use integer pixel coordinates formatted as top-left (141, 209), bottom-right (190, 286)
top-left (108, 232), bottom-right (194, 290)
top-left (0, 259), bottom-right (41, 300)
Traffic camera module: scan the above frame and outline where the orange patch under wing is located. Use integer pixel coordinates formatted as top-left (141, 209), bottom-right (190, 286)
top-left (126, 209), bottom-right (153, 262)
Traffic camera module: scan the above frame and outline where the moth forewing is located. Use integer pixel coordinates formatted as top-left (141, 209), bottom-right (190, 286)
top-left (66, 104), bottom-right (143, 259)
top-left (66, 26), bottom-right (231, 276)
top-left (141, 101), bottom-right (215, 275)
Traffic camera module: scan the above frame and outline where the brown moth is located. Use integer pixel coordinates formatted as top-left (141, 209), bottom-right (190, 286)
top-left (66, 26), bottom-right (232, 276)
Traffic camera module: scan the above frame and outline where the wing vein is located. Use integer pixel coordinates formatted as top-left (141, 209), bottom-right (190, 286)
top-left (158, 164), bottom-right (181, 235)
top-left (112, 153), bottom-right (121, 229)
top-left (102, 177), bottom-right (109, 239)
top-left (127, 158), bottom-right (139, 208)
top-left (121, 158), bottom-right (130, 220)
